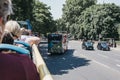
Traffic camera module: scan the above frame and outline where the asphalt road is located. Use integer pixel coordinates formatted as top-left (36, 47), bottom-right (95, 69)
top-left (39, 40), bottom-right (120, 80)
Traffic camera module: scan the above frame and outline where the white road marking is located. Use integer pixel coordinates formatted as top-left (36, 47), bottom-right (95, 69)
top-left (97, 54), bottom-right (109, 58)
top-left (116, 64), bottom-right (120, 68)
top-left (80, 54), bottom-right (120, 73)
top-left (80, 54), bottom-right (110, 69)
top-left (93, 60), bottom-right (111, 69)
top-left (93, 60), bottom-right (120, 73)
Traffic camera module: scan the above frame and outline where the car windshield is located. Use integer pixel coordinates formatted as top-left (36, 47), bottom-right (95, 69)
top-left (85, 42), bottom-right (93, 46)
top-left (101, 42), bottom-right (108, 47)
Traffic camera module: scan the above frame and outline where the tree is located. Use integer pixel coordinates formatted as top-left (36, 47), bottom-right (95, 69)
top-left (12, 0), bottom-right (56, 35)
top-left (32, 0), bottom-right (56, 35)
top-left (62, 0), bottom-right (97, 35)
top-left (55, 18), bottom-right (67, 31)
top-left (11, 0), bottom-right (35, 20)
top-left (78, 3), bottom-right (120, 40)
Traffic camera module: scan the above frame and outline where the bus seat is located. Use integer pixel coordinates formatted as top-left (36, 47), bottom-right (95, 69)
top-left (14, 40), bottom-right (32, 59)
top-left (14, 40), bottom-right (31, 51)
top-left (0, 44), bottom-right (30, 55)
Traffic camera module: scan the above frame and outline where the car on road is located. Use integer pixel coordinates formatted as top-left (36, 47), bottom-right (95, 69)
top-left (82, 41), bottom-right (94, 50)
top-left (97, 41), bottom-right (110, 51)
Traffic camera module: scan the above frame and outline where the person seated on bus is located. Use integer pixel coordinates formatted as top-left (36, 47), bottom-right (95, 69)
top-left (2, 23), bottom-right (32, 54)
top-left (0, 0), bottom-right (40, 80)
top-left (20, 29), bottom-right (40, 46)
top-left (2, 20), bottom-right (21, 44)
top-left (1, 20), bottom-right (28, 52)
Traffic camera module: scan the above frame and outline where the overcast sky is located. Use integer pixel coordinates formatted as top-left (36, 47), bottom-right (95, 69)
top-left (40, 0), bottom-right (120, 20)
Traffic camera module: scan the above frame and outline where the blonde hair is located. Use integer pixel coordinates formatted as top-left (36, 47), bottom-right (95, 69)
top-left (5, 20), bottom-right (21, 37)
top-left (20, 27), bottom-right (26, 34)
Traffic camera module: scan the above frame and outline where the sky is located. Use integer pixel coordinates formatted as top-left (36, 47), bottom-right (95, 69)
top-left (40, 0), bottom-right (120, 20)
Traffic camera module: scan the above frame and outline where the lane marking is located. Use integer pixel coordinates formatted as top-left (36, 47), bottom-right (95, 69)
top-left (93, 60), bottom-right (111, 69)
top-left (97, 54), bottom-right (109, 59)
top-left (116, 64), bottom-right (120, 68)
top-left (80, 54), bottom-right (120, 73)
top-left (93, 60), bottom-right (120, 73)
top-left (80, 54), bottom-right (110, 69)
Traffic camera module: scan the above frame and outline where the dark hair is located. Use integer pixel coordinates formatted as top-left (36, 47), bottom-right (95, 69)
top-left (22, 30), bottom-right (29, 35)
top-left (2, 31), bottom-right (14, 44)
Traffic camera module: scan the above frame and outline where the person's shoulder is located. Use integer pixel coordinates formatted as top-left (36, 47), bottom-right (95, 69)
top-left (11, 53), bottom-right (31, 60)
top-left (0, 53), bottom-right (29, 60)
top-left (0, 53), bottom-right (31, 67)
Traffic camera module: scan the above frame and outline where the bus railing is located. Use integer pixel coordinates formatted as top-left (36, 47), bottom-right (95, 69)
top-left (32, 44), bottom-right (53, 80)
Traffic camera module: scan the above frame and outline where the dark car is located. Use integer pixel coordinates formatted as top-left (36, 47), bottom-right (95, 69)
top-left (82, 41), bottom-right (94, 50)
top-left (97, 42), bottom-right (110, 51)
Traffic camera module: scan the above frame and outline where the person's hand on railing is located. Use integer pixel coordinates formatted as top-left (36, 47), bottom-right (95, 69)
top-left (25, 37), bottom-right (40, 46)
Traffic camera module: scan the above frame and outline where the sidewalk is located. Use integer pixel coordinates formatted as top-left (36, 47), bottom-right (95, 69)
top-left (111, 45), bottom-right (120, 51)
top-left (94, 41), bottom-right (120, 51)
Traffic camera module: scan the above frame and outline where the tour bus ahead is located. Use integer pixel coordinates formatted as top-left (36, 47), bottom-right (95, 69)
top-left (48, 33), bottom-right (68, 54)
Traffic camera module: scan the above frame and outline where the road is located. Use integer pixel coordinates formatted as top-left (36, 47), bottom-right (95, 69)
top-left (39, 40), bottom-right (120, 80)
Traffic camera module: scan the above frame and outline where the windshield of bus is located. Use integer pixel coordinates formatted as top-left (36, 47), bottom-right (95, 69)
top-left (48, 34), bottom-right (62, 41)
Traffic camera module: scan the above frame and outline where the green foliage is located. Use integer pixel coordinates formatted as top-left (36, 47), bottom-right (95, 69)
top-left (55, 18), bottom-right (67, 31)
top-left (11, 0), bottom-right (56, 35)
top-left (61, 0), bottom-right (120, 40)
top-left (61, 0), bottom-right (96, 39)
top-left (62, 0), bottom-right (96, 26)
top-left (32, 1), bottom-right (56, 34)
top-left (11, 0), bottom-right (34, 20)
top-left (79, 3), bottom-right (120, 40)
